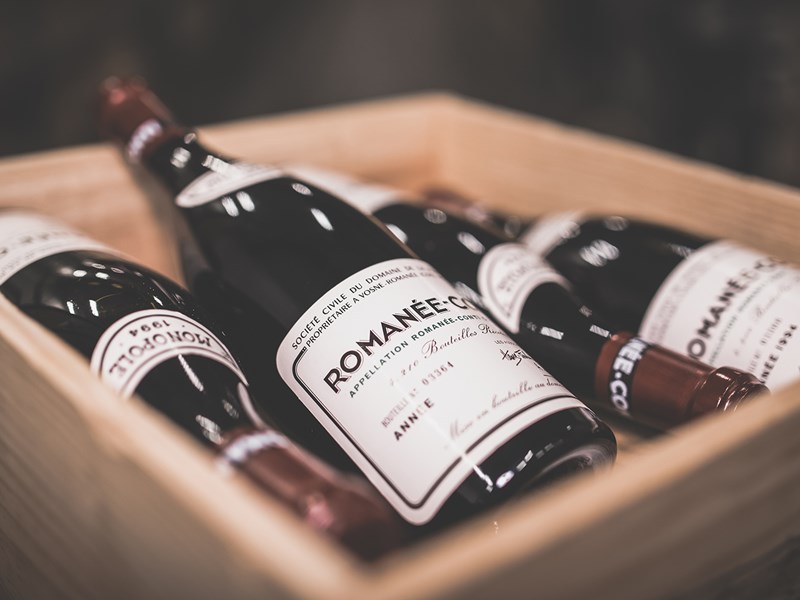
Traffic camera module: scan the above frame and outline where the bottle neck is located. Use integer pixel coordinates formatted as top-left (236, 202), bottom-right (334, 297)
top-left (376, 202), bottom-right (613, 398)
top-left (99, 77), bottom-right (234, 197)
top-left (593, 333), bottom-right (768, 428)
top-left (512, 282), bottom-right (611, 396)
top-left (142, 134), bottom-right (233, 198)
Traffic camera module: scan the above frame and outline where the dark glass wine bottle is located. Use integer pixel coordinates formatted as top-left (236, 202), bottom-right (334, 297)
top-left (0, 209), bottom-right (404, 559)
top-left (99, 78), bottom-right (616, 528)
top-left (516, 212), bottom-right (800, 392)
top-left (279, 165), bottom-right (768, 429)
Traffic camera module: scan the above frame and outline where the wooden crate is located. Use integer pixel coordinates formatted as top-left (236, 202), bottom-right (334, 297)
top-left (1, 94), bottom-right (800, 600)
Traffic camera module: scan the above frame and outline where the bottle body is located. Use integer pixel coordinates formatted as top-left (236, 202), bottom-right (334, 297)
top-left (99, 79), bottom-right (616, 527)
top-left (0, 211), bottom-right (254, 443)
top-left (521, 213), bottom-right (800, 391)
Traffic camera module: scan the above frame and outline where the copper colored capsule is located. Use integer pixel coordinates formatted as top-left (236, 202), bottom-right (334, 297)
top-left (219, 427), bottom-right (405, 560)
top-left (594, 332), bottom-right (768, 429)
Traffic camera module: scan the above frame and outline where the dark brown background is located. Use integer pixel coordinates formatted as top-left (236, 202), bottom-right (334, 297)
top-left (2, 1), bottom-right (799, 186)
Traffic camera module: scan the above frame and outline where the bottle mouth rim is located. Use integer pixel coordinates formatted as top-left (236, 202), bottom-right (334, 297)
top-left (688, 366), bottom-right (769, 419)
top-left (97, 76), bottom-right (187, 161)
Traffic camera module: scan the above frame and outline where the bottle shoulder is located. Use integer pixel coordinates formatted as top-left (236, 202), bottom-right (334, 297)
top-left (175, 177), bottom-right (417, 322)
top-left (184, 176), bottom-right (408, 251)
top-left (0, 246), bottom-right (256, 445)
top-left (542, 217), bottom-right (708, 272)
top-left (1, 250), bottom-right (204, 325)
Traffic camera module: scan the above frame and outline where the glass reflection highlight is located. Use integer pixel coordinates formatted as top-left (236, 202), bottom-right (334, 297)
top-left (221, 196), bottom-right (240, 217)
top-left (178, 354), bottom-right (205, 393)
top-left (236, 191), bottom-right (255, 212)
top-left (310, 208), bottom-right (334, 231)
top-left (457, 231), bottom-right (486, 255)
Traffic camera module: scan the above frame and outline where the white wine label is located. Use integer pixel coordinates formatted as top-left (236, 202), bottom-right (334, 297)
top-left (477, 243), bottom-right (569, 333)
top-left (640, 240), bottom-right (800, 391)
top-left (91, 309), bottom-right (248, 398)
top-left (276, 258), bottom-right (584, 524)
top-left (175, 162), bottom-right (282, 208)
top-left (519, 211), bottom-right (585, 257)
top-left (283, 163), bottom-right (404, 214)
top-left (0, 212), bottom-right (111, 285)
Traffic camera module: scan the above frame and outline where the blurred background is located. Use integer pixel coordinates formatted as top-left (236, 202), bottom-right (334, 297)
top-left (2, 1), bottom-right (799, 186)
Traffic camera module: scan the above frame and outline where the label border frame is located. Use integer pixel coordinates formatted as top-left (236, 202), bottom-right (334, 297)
top-left (291, 346), bottom-right (573, 510)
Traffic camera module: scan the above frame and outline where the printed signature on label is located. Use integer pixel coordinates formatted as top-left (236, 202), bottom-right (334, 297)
top-left (500, 348), bottom-right (534, 366)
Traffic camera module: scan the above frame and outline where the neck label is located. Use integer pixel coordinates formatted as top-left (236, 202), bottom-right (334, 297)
top-left (0, 212), bottom-right (111, 285)
top-left (276, 258), bottom-right (584, 524)
top-left (176, 162), bottom-right (282, 208)
top-left (90, 309), bottom-right (248, 398)
top-left (283, 163), bottom-right (403, 214)
top-left (519, 211), bottom-right (585, 256)
top-left (477, 243), bottom-right (569, 334)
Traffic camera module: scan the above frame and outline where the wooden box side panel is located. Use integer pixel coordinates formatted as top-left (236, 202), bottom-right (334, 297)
top-left (435, 97), bottom-right (800, 262)
top-left (461, 394), bottom-right (800, 600)
top-left (0, 299), bottom-right (367, 599)
top-left (372, 388), bottom-right (800, 600)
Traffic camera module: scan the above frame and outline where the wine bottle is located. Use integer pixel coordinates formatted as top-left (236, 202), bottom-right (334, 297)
top-left (0, 209), bottom-right (403, 559)
top-left (99, 78), bottom-right (616, 528)
top-left (514, 212), bottom-right (800, 392)
top-left (276, 165), bottom-right (768, 429)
